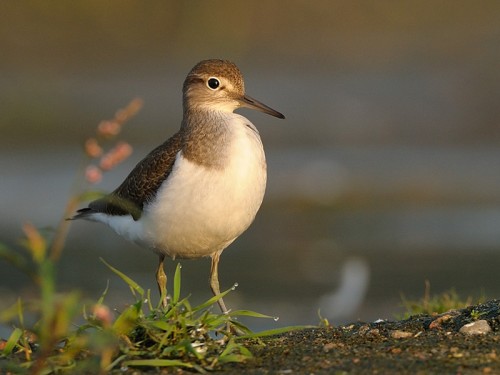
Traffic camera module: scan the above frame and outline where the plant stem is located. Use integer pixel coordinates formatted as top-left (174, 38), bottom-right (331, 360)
top-left (49, 196), bottom-right (80, 262)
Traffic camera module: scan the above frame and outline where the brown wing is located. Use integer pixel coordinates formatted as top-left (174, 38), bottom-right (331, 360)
top-left (75, 131), bottom-right (182, 221)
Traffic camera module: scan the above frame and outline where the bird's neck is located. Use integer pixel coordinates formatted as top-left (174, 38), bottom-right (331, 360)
top-left (181, 108), bottom-right (233, 169)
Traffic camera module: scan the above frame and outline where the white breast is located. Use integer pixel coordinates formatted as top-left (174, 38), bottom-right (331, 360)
top-left (141, 114), bottom-right (266, 259)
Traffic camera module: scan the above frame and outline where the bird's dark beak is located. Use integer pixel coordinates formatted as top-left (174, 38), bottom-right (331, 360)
top-left (240, 94), bottom-right (285, 119)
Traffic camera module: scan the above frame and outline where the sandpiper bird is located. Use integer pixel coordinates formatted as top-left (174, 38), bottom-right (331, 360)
top-left (72, 59), bottom-right (284, 314)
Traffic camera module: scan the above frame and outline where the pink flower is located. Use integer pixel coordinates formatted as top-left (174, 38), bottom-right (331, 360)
top-left (84, 138), bottom-right (103, 158)
top-left (99, 142), bottom-right (133, 171)
top-left (115, 98), bottom-right (143, 123)
top-left (92, 304), bottom-right (113, 327)
top-left (97, 120), bottom-right (121, 138)
top-left (85, 165), bottom-right (102, 184)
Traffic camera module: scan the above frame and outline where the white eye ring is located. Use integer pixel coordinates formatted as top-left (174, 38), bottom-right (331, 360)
top-left (207, 77), bottom-right (220, 90)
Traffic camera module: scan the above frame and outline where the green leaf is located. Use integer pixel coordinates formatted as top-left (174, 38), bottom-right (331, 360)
top-left (123, 359), bottom-right (193, 368)
top-left (21, 223), bottom-right (47, 264)
top-left (218, 354), bottom-right (250, 363)
top-left (2, 327), bottom-right (22, 355)
top-left (229, 310), bottom-right (276, 319)
top-left (172, 263), bottom-right (181, 304)
top-left (100, 258), bottom-right (144, 298)
top-left (226, 319), bottom-right (253, 335)
top-left (105, 354), bottom-right (128, 372)
top-left (237, 325), bottom-right (315, 339)
top-left (218, 339), bottom-right (253, 363)
top-left (147, 319), bottom-right (172, 331)
top-left (112, 301), bottom-right (142, 335)
top-left (95, 280), bottom-right (110, 306)
top-left (201, 313), bottom-right (230, 329)
top-left (146, 289), bottom-right (153, 311)
top-left (17, 298), bottom-right (24, 328)
top-left (191, 287), bottom-right (233, 313)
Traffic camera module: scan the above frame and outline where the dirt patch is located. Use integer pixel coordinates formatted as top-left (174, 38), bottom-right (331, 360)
top-left (218, 299), bottom-right (500, 374)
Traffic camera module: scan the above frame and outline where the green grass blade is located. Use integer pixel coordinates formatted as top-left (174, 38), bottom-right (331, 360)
top-left (146, 289), bottom-right (153, 311)
top-left (2, 327), bottom-right (22, 355)
top-left (172, 263), bottom-right (181, 304)
top-left (237, 325), bottom-right (315, 339)
top-left (217, 354), bottom-right (250, 363)
top-left (218, 339), bottom-right (253, 363)
top-left (123, 359), bottom-right (193, 368)
top-left (201, 312), bottom-right (230, 328)
top-left (100, 258), bottom-right (144, 298)
top-left (191, 288), bottom-right (233, 313)
top-left (147, 319), bottom-right (172, 331)
top-left (16, 298), bottom-right (24, 328)
top-left (229, 310), bottom-right (276, 319)
top-left (226, 319), bottom-right (253, 335)
top-left (112, 301), bottom-right (142, 335)
top-left (105, 354), bottom-right (128, 372)
top-left (95, 279), bottom-right (110, 306)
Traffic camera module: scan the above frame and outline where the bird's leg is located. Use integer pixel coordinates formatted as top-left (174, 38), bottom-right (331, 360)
top-left (210, 250), bottom-right (228, 314)
top-left (156, 254), bottom-right (168, 309)
top-left (210, 251), bottom-right (245, 336)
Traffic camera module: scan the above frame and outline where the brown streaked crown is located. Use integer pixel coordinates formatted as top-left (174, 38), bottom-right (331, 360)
top-left (182, 59), bottom-right (245, 113)
top-left (183, 59), bottom-right (244, 95)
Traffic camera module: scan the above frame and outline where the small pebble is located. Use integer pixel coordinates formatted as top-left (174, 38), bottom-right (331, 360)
top-left (459, 320), bottom-right (492, 335)
top-left (367, 328), bottom-right (380, 337)
top-left (429, 314), bottom-right (453, 329)
top-left (391, 330), bottom-right (413, 339)
top-left (323, 342), bottom-right (336, 353)
top-left (358, 325), bottom-right (370, 335)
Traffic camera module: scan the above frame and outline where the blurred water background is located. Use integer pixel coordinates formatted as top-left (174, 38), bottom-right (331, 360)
top-left (1, 1), bottom-right (500, 329)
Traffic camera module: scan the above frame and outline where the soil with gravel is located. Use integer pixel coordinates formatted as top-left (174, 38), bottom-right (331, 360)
top-left (214, 299), bottom-right (500, 374)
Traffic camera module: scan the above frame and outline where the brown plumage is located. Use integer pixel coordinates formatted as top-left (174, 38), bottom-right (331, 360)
top-left (74, 132), bottom-right (182, 220)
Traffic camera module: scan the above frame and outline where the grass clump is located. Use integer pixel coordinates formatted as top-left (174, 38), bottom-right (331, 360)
top-left (399, 280), bottom-right (486, 319)
top-left (0, 223), bottom-right (292, 374)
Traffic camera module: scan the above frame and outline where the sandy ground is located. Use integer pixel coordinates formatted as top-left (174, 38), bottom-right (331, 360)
top-left (214, 299), bottom-right (500, 374)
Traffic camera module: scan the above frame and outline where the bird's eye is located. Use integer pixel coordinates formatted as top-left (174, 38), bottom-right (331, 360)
top-left (207, 77), bottom-right (220, 90)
